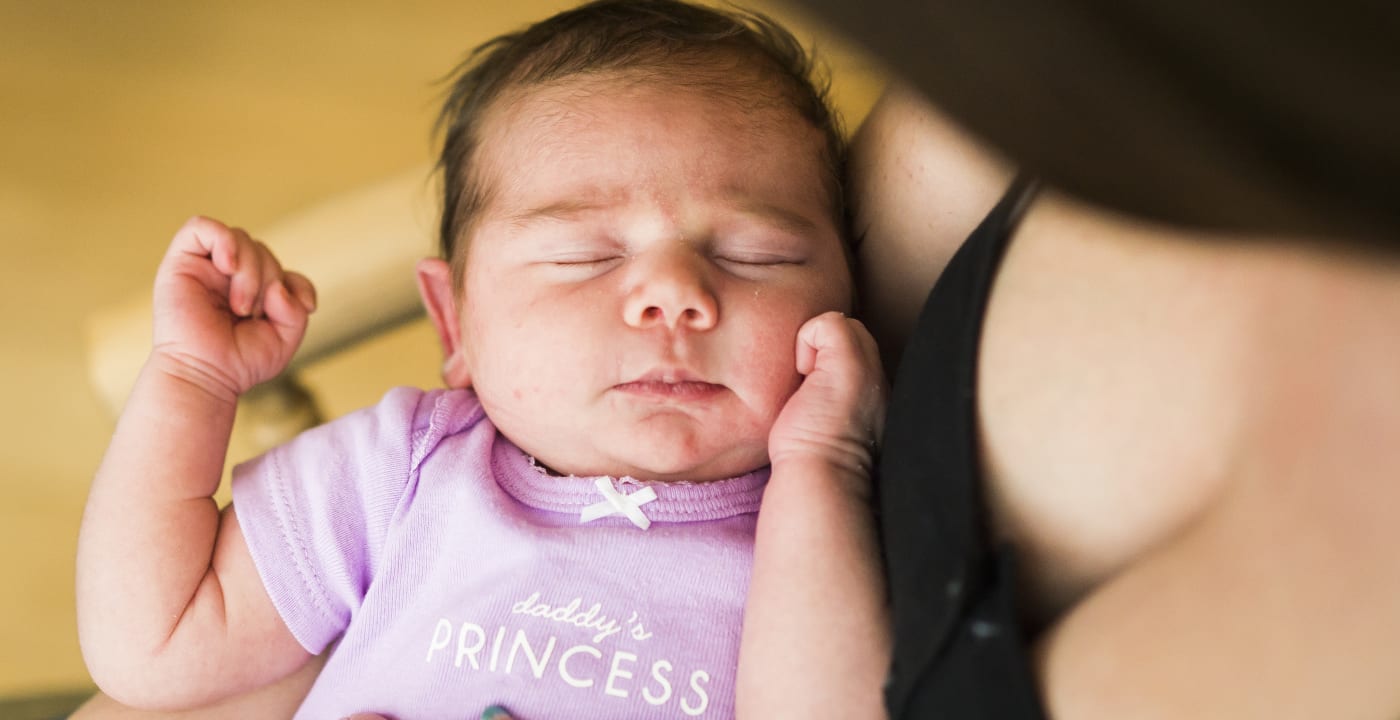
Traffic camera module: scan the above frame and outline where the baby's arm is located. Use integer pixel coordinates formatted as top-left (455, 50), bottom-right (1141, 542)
top-left (77, 217), bottom-right (317, 709)
top-left (737, 311), bottom-right (891, 718)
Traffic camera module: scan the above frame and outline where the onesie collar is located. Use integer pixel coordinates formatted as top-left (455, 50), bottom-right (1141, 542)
top-left (489, 432), bottom-right (768, 524)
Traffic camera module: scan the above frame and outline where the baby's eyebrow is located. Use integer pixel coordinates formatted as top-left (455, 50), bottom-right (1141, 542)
top-left (733, 199), bottom-right (822, 238)
top-left (506, 199), bottom-right (612, 228)
top-left (502, 194), bottom-right (823, 237)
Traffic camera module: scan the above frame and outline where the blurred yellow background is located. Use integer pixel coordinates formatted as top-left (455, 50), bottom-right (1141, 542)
top-left (0, 0), bottom-right (884, 701)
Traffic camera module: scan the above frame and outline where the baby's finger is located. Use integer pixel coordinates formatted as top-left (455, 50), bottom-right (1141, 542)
top-left (282, 271), bottom-right (317, 314)
top-left (225, 229), bottom-right (278, 318)
top-left (794, 311), bottom-right (857, 376)
top-left (793, 313), bottom-right (829, 376)
top-left (167, 216), bottom-right (243, 279)
top-left (166, 217), bottom-right (270, 317)
top-left (845, 316), bottom-right (884, 381)
top-left (205, 226), bottom-right (256, 317)
top-left (261, 280), bottom-right (310, 347)
top-left (248, 235), bottom-right (286, 318)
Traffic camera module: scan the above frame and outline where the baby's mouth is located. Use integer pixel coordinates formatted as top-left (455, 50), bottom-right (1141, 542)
top-left (614, 369), bottom-right (725, 399)
top-left (614, 379), bottom-right (726, 398)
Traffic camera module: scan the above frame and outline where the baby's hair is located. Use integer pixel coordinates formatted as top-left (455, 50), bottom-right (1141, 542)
top-left (434, 0), bottom-right (847, 285)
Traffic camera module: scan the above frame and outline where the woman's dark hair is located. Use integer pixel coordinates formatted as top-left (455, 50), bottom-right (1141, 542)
top-left (434, 0), bottom-right (846, 283)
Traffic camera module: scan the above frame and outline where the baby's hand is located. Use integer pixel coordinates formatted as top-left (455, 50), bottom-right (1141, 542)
top-left (150, 216), bottom-right (316, 402)
top-left (768, 311), bottom-right (886, 488)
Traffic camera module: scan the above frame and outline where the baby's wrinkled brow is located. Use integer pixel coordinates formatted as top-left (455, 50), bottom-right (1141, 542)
top-left (732, 199), bottom-right (823, 238)
top-left (502, 189), bottom-right (826, 239)
top-left (506, 199), bottom-right (614, 228)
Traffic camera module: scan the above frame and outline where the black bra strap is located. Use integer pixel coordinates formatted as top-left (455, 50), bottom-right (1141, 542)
top-left (880, 175), bottom-right (1044, 719)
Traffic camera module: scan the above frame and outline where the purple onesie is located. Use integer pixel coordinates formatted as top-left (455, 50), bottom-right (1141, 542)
top-left (232, 387), bottom-right (767, 719)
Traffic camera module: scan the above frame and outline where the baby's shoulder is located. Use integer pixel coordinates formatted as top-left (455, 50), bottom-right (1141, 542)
top-left (309, 386), bottom-right (486, 452)
top-left (373, 385), bottom-right (488, 458)
top-left (290, 387), bottom-right (489, 479)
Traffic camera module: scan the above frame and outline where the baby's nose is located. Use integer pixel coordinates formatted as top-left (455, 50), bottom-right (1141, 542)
top-left (622, 251), bottom-right (718, 331)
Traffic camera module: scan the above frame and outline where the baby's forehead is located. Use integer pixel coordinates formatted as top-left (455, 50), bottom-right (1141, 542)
top-left (493, 67), bottom-right (808, 127)
top-left (493, 73), bottom-right (822, 167)
top-left (477, 78), bottom-right (831, 205)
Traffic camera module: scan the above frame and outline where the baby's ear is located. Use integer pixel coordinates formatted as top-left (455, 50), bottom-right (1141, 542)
top-left (416, 258), bottom-right (472, 388)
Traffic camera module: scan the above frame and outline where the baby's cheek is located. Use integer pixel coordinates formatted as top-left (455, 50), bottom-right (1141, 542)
top-left (738, 328), bottom-right (804, 411)
top-left (468, 330), bottom-right (553, 413)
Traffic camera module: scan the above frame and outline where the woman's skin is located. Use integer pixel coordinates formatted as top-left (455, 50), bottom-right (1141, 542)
top-left (853, 85), bottom-right (1400, 718)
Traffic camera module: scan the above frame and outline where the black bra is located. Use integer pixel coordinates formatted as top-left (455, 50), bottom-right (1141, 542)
top-left (879, 177), bottom-right (1046, 718)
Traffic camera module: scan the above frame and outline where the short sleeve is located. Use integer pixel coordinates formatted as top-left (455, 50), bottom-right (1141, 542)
top-left (232, 386), bottom-right (477, 654)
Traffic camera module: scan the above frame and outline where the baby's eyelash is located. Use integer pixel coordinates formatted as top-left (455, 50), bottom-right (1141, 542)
top-left (538, 257), bottom-right (624, 277)
top-left (551, 258), bottom-right (612, 265)
top-left (716, 254), bottom-right (799, 266)
top-left (544, 253), bottom-right (623, 265)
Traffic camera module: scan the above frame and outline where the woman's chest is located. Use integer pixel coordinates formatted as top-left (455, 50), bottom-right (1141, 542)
top-left (972, 223), bottom-right (1264, 622)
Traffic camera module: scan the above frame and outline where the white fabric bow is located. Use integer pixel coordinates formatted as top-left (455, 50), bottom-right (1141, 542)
top-left (579, 477), bottom-right (658, 530)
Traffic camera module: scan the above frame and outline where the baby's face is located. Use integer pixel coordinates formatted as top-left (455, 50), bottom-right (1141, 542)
top-left (453, 74), bottom-right (851, 482)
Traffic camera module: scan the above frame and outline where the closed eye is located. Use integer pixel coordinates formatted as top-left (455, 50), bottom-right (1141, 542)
top-left (548, 256), bottom-right (620, 265)
top-left (716, 253), bottom-right (801, 266)
top-left (534, 254), bottom-right (625, 278)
